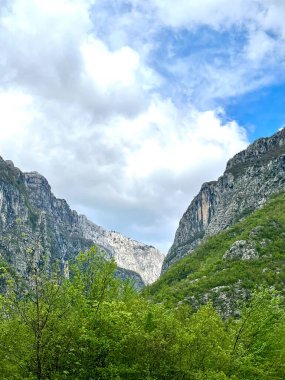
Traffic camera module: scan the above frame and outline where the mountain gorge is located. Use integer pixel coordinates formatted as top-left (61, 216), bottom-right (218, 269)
top-left (0, 158), bottom-right (164, 285)
top-left (1, 130), bottom-right (285, 380)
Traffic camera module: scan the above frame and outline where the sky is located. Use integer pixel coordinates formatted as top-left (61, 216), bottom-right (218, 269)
top-left (0, 0), bottom-right (285, 253)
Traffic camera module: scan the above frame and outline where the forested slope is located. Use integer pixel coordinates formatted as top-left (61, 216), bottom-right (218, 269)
top-left (1, 243), bottom-right (285, 379)
top-left (147, 192), bottom-right (285, 317)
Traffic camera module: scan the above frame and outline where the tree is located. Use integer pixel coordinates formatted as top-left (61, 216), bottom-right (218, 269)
top-left (230, 288), bottom-right (285, 379)
top-left (0, 247), bottom-right (70, 379)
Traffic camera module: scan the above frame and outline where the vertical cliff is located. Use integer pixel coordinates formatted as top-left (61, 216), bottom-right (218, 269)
top-left (163, 129), bottom-right (285, 271)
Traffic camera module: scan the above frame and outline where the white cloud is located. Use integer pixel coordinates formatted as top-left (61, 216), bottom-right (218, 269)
top-left (82, 41), bottom-right (139, 89)
top-left (147, 0), bottom-right (285, 36)
top-left (0, 0), bottom-right (158, 120)
top-left (148, 0), bottom-right (257, 29)
top-left (258, 0), bottom-right (285, 39)
top-left (245, 30), bottom-right (277, 62)
top-left (5, 0), bottom-right (285, 253)
top-left (0, 89), bottom-right (248, 252)
top-left (135, 0), bottom-right (285, 107)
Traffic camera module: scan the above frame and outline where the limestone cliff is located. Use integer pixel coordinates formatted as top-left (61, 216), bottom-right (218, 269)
top-left (0, 159), bottom-right (163, 285)
top-left (163, 128), bottom-right (285, 271)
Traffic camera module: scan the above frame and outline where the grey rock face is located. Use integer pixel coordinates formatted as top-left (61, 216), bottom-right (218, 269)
top-left (163, 129), bottom-right (285, 271)
top-left (78, 216), bottom-right (163, 284)
top-left (223, 240), bottom-right (259, 261)
top-left (0, 159), bottom-right (163, 285)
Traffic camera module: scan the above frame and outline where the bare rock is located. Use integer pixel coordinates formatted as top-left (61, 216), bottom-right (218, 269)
top-left (223, 240), bottom-right (259, 261)
top-left (163, 128), bottom-right (285, 271)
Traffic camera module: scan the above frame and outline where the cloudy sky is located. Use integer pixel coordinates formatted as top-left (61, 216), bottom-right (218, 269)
top-left (1, 0), bottom-right (285, 253)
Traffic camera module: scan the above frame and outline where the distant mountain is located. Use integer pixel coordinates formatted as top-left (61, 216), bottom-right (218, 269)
top-left (163, 128), bottom-right (285, 272)
top-left (0, 158), bottom-right (163, 285)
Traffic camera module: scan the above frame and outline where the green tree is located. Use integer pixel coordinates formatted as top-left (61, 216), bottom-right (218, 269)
top-left (0, 256), bottom-right (70, 379)
top-left (230, 289), bottom-right (285, 379)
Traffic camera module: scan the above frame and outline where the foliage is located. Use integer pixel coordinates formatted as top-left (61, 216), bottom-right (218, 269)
top-left (145, 192), bottom-right (285, 314)
top-left (1, 190), bottom-right (285, 379)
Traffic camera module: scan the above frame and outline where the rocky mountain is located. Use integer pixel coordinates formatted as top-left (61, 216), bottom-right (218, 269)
top-left (0, 158), bottom-right (164, 285)
top-left (163, 128), bottom-right (285, 272)
top-left (147, 191), bottom-right (285, 317)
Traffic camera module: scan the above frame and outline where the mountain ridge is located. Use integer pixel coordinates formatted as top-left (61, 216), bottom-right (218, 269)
top-left (0, 158), bottom-right (164, 285)
top-left (163, 128), bottom-right (285, 272)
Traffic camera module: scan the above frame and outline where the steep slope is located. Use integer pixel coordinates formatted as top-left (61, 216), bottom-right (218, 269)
top-left (0, 158), bottom-right (163, 285)
top-left (147, 192), bottom-right (285, 316)
top-left (163, 128), bottom-right (285, 271)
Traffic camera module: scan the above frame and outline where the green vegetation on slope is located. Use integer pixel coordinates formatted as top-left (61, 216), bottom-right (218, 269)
top-left (1, 246), bottom-right (285, 379)
top-left (146, 192), bottom-right (285, 316)
top-left (1, 192), bottom-right (285, 379)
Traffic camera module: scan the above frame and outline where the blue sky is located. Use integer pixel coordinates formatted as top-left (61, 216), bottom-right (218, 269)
top-left (0, 0), bottom-right (284, 253)
top-left (226, 83), bottom-right (285, 141)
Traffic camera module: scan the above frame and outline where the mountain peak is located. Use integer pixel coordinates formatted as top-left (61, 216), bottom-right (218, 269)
top-left (0, 158), bottom-right (163, 285)
top-left (226, 128), bottom-right (285, 173)
top-left (163, 129), bottom-right (285, 272)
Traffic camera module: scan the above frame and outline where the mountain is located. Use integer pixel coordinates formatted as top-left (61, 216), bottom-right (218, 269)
top-left (147, 191), bottom-right (285, 317)
top-left (146, 129), bottom-right (285, 316)
top-left (163, 128), bottom-right (285, 272)
top-left (0, 158), bottom-right (163, 285)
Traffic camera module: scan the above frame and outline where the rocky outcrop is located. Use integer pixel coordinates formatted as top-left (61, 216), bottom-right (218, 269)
top-left (78, 216), bottom-right (163, 284)
top-left (163, 129), bottom-right (285, 271)
top-left (0, 159), bottom-right (164, 285)
top-left (223, 240), bottom-right (259, 261)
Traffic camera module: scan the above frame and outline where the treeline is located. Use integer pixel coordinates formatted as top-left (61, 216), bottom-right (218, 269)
top-left (0, 247), bottom-right (285, 379)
